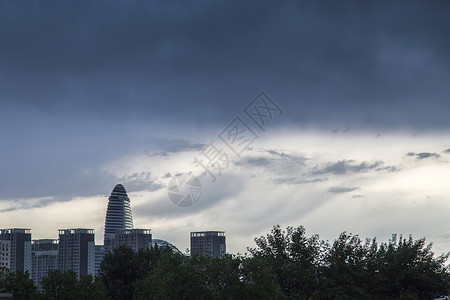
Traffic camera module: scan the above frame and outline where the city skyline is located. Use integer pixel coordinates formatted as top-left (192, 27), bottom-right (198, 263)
top-left (1, 1), bottom-right (450, 257)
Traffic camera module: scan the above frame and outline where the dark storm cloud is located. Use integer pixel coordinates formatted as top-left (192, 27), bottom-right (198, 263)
top-left (311, 160), bottom-right (384, 175)
top-left (0, 114), bottom-right (184, 200)
top-left (328, 186), bottom-right (360, 194)
top-left (1, 0), bottom-right (450, 127)
top-left (443, 149), bottom-right (450, 154)
top-left (1, 0), bottom-right (450, 205)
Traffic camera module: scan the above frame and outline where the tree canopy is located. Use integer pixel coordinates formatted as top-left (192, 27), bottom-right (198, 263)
top-left (1, 225), bottom-right (449, 299)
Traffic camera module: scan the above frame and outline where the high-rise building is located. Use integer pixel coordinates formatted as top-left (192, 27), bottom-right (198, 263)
top-left (94, 245), bottom-right (105, 276)
top-left (104, 184), bottom-right (134, 253)
top-left (0, 240), bottom-right (11, 269)
top-left (113, 229), bottom-right (152, 252)
top-left (0, 229), bottom-right (32, 273)
top-left (31, 239), bottom-right (58, 287)
top-left (57, 229), bottom-right (95, 279)
top-left (190, 231), bottom-right (226, 258)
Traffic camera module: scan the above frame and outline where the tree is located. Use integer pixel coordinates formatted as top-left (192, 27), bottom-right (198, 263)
top-left (240, 256), bottom-right (285, 299)
top-left (98, 245), bottom-right (141, 300)
top-left (0, 268), bottom-right (37, 300)
top-left (249, 225), bottom-right (450, 299)
top-left (77, 274), bottom-right (110, 300)
top-left (249, 225), bottom-right (322, 299)
top-left (318, 232), bottom-right (450, 299)
top-left (319, 232), bottom-right (372, 299)
top-left (40, 270), bottom-right (78, 300)
top-left (369, 234), bottom-right (450, 299)
top-left (134, 251), bottom-right (209, 299)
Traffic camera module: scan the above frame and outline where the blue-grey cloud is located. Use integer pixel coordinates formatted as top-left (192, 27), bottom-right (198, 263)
top-left (235, 150), bottom-right (307, 169)
top-left (311, 160), bottom-right (384, 175)
top-left (145, 139), bottom-right (205, 156)
top-left (132, 172), bottom-right (245, 219)
top-left (265, 150), bottom-right (308, 163)
top-left (0, 1), bottom-right (450, 128)
top-left (273, 177), bottom-right (327, 185)
top-left (0, 133), bottom-right (184, 200)
top-left (118, 172), bottom-right (164, 193)
top-left (407, 152), bottom-right (441, 160)
top-left (328, 186), bottom-right (360, 194)
top-left (246, 157), bottom-right (271, 167)
top-left (0, 197), bottom-right (56, 213)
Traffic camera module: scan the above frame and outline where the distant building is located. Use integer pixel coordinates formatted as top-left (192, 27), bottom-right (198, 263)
top-left (0, 240), bottom-right (11, 269)
top-left (104, 184), bottom-right (134, 253)
top-left (94, 245), bottom-right (105, 276)
top-left (113, 229), bottom-right (152, 252)
top-left (102, 184), bottom-right (151, 253)
top-left (0, 229), bottom-right (32, 273)
top-left (57, 229), bottom-right (95, 279)
top-left (31, 239), bottom-right (58, 287)
top-left (190, 231), bottom-right (226, 258)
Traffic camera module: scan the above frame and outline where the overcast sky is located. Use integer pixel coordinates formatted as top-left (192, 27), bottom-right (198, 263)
top-left (1, 0), bottom-right (450, 254)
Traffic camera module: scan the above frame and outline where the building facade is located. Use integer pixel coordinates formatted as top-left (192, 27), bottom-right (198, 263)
top-left (0, 229), bottom-right (32, 273)
top-left (94, 245), bottom-right (105, 276)
top-left (31, 239), bottom-right (58, 287)
top-left (113, 229), bottom-right (152, 252)
top-left (57, 229), bottom-right (95, 279)
top-left (0, 240), bottom-right (11, 269)
top-left (190, 231), bottom-right (226, 258)
top-left (104, 184), bottom-right (134, 253)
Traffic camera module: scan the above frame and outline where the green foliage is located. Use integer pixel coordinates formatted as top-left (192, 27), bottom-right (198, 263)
top-left (249, 225), bottom-right (324, 299)
top-left (249, 226), bottom-right (450, 300)
top-left (1, 226), bottom-right (449, 299)
top-left (0, 268), bottom-right (37, 300)
top-left (98, 244), bottom-right (172, 300)
top-left (98, 245), bottom-right (142, 300)
top-left (40, 270), bottom-right (78, 300)
top-left (133, 251), bottom-right (284, 300)
top-left (134, 251), bottom-right (208, 299)
top-left (40, 270), bottom-right (109, 300)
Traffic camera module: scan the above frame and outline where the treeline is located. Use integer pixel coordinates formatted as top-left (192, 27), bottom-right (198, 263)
top-left (1, 225), bottom-right (450, 299)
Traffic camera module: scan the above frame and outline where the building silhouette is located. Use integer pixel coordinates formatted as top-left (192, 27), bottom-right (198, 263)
top-left (57, 229), bottom-right (95, 279)
top-left (31, 239), bottom-right (58, 287)
top-left (190, 231), bottom-right (226, 258)
top-left (0, 229), bottom-right (32, 273)
top-left (104, 184), bottom-right (134, 253)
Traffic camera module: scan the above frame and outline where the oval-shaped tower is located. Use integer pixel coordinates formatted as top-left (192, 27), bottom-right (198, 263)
top-left (104, 184), bottom-right (134, 252)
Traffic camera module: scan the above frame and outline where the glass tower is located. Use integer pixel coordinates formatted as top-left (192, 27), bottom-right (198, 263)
top-left (104, 184), bottom-right (134, 252)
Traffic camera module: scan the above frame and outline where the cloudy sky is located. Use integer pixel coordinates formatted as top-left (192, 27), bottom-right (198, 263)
top-left (1, 0), bottom-right (450, 255)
